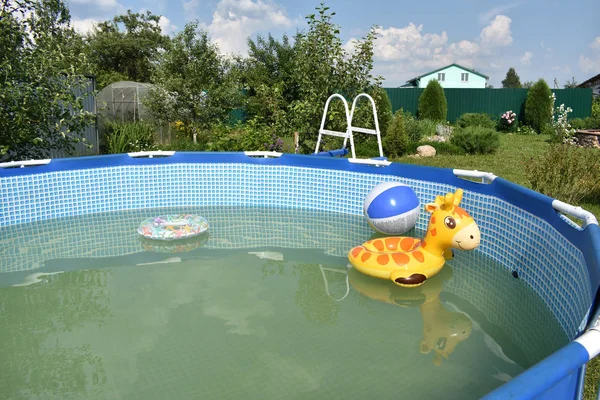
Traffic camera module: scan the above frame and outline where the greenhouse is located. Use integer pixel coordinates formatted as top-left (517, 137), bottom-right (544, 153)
top-left (96, 81), bottom-right (155, 124)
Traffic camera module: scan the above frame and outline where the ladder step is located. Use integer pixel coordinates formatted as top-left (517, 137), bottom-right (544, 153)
top-left (319, 129), bottom-right (349, 138)
top-left (351, 126), bottom-right (378, 135)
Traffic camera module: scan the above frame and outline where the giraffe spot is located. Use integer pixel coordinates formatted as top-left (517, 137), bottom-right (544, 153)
top-left (351, 246), bottom-right (363, 258)
top-left (400, 238), bottom-right (415, 251)
top-left (431, 228), bottom-right (437, 237)
top-left (385, 237), bottom-right (400, 250)
top-left (392, 253), bottom-right (410, 266)
top-left (395, 273), bottom-right (426, 286)
top-left (361, 252), bottom-right (372, 263)
top-left (431, 216), bottom-right (436, 224)
top-left (421, 240), bottom-right (427, 248)
top-left (413, 251), bottom-right (425, 263)
top-left (377, 254), bottom-right (390, 265)
top-left (373, 240), bottom-right (385, 251)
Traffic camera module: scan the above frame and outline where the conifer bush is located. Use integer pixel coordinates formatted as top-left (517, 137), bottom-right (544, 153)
top-left (418, 79), bottom-right (447, 122)
top-left (456, 113), bottom-right (496, 129)
top-left (383, 109), bottom-right (409, 157)
top-left (524, 79), bottom-right (553, 133)
top-left (450, 126), bottom-right (500, 155)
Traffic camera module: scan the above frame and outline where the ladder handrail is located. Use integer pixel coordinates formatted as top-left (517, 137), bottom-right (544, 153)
top-left (315, 94), bottom-right (356, 159)
top-left (318, 264), bottom-right (350, 302)
top-left (349, 93), bottom-right (384, 158)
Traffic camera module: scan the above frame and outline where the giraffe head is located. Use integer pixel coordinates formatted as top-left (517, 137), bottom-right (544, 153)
top-left (420, 310), bottom-right (473, 366)
top-left (424, 189), bottom-right (480, 252)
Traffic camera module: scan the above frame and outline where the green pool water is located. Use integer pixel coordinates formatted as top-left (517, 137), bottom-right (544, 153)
top-left (0, 206), bottom-right (568, 400)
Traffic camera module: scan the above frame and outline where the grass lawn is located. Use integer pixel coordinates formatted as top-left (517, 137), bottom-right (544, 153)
top-left (391, 133), bottom-right (600, 399)
top-left (394, 134), bottom-right (600, 220)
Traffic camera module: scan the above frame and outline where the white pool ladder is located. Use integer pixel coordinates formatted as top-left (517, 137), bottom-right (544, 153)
top-left (314, 93), bottom-right (386, 162)
top-left (318, 264), bottom-right (350, 302)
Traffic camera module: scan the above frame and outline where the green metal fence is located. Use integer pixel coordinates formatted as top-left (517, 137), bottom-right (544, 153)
top-left (383, 87), bottom-right (593, 122)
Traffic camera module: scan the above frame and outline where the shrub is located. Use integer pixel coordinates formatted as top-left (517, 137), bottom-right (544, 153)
top-left (404, 116), bottom-right (437, 142)
top-left (456, 113), bottom-right (496, 129)
top-left (373, 87), bottom-right (393, 136)
top-left (497, 110), bottom-right (517, 132)
top-left (383, 109), bottom-right (409, 158)
top-left (515, 125), bottom-right (536, 135)
top-left (524, 79), bottom-right (553, 133)
top-left (450, 126), bottom-right (500, 155)
top-left (406, 141), bottom-right (467, 156)
top-left (550, 99), bottom-right (576, 144)
top-left (418, 79), bottom-right (447, 122)
top-left (571, 117), bottom-right (600, 130)
top-left (159, 138), bottom-right (209, 151)
top-left (102, 121), bottom-right (157, 154)
top-left (526, 144), bottom-right (600, 204)
top-left (207, 119), bottom-right (284, 152)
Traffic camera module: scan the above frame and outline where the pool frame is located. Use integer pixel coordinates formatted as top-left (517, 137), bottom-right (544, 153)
top-left (1, 150), bottom-right (600, 399)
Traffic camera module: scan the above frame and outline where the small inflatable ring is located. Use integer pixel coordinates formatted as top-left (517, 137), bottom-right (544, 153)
top-left (138, 214), bottom-right (209, 241)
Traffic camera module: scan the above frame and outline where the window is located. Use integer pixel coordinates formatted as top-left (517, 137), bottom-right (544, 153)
top-left (437, 73), bottom-right (445, 81)
top-left (461, 73), bottom-right (469, 82)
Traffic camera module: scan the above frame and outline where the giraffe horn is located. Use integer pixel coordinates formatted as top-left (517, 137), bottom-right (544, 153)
top-left (453, 189), bottom-right (464, 206)
top-left (444, 193), bottom-right (454, 208)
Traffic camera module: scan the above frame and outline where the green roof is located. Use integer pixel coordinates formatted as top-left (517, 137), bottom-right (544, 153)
top-left (405, 63), bottom-right (489, 85)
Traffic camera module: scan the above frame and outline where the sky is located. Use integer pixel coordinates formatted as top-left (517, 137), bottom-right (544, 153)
top-left (67, 0), bottom-right (600, 88)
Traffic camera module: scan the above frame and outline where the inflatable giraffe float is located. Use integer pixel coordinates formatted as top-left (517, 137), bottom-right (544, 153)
top-left (348, 188), bottom-right (480, 287)
top-left (347, 266), bottom-right (472, 365)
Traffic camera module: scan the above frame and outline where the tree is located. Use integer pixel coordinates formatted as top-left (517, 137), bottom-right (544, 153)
top-left (85, 10), bottom-right (170, 89)
top-left (0, 0), bottom-right (96, 161)
top-left (289, 3), bottom-right (382, 153)
top-left (523, 81), bottom-right (535, 89)
top-left (564, 77), bottom-right (578, 88)
top-left (144, 22), bottom-right (242, 141)
top-left (240, 33), bottom-right (297, 126)
top-left (524, 79), bottom-right (553, 133)
top-left (418, 79), bottom-right (447, 122)
top-left (501, 67), bottom-right (522, 88)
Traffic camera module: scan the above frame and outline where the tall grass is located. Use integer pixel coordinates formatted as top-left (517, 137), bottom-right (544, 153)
top-left (102, 121), bottom-right (157, 154)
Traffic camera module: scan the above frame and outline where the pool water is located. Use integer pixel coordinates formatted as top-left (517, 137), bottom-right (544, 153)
top-left (0, 206), bottom-right (568, 400)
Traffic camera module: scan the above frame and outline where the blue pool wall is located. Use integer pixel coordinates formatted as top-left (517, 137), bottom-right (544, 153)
top-left (2, 152), bottom-right (600, 400)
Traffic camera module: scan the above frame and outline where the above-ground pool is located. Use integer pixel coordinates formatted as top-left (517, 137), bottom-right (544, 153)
top-left (1, 151), bottom-right (599, 399)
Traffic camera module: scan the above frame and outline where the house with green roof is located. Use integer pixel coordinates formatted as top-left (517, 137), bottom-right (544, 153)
top-left (400, 63), bottom-right (489, 89)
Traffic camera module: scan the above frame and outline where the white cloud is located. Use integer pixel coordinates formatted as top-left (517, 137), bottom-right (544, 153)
top-left (520, 51), bottom-right (533, 65)
top-left (72, 18), bottom-right (101, 35)
top-left (370, 23), bottom-right (449, 62)
top-left (158, 16), bottom-right (177, 35)
top-left (182, 0), bottom-right (201, 21)
top-left (347, 14), bottom-right (514, 85)
top-left (579, 54), bottom-right (600, 73)
top-left (70, 0), bottom-right (123, 11)
top-left (205, 0), bottom-right (295, 55)
top-left (480, 15), bottom-right (513, 48)
top-left (478, 3), bottom-right (521, 24)
top-left (590, 36), bottom-right (600, 51)
top-left (449, 40), bottom-right (480, 58)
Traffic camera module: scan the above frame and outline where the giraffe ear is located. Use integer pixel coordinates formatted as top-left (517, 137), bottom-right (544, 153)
top-left (425, 203), bottom-right (439, 213)
top-left (453, 189), bottom-right (464, 205)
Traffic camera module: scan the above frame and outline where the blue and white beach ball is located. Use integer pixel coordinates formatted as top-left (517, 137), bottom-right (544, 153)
top-left (363, 182), bottom-right (420, 235)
